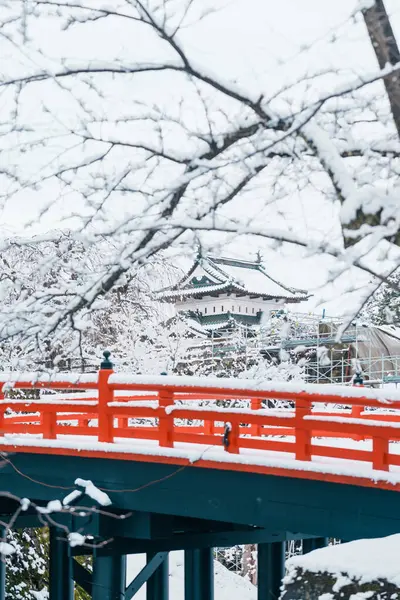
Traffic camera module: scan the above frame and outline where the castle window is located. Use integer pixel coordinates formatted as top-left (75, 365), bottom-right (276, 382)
top-left (238, 306), bottom-right (241, 313)
top-left (252, 307), bottom-right (255, 314)
top-left (221, 305), bottom-right (224, 312)
top-left (213, 306), bottom-right (216, 313)
top-left (232, 305), bottom-right (234, 312)
top-left (204, 307), bottom-right (207, 314)
top-left (245, 306), bottom-right (248, 313)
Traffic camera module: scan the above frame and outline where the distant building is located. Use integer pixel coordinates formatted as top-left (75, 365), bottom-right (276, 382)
top-left (156, 255), bottom-right (309, 338)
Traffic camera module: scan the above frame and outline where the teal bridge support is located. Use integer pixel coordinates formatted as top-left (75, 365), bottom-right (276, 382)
top-left (49, 527), bottom-right (73, 600)
top-left (92, 551), bottom-right (127, 600)
top-left (185, 549), bottom-right (214, 600)
top-left (258, 542), bottom-right (285, 600)
top-left (43, 535), bottom-right (328, 600)
top-left (0, 451), bottom-right (400, 599)
top-left (40, 532), bottom-right (335, 600)
top-left (302, 538), bottom-right (329, 554)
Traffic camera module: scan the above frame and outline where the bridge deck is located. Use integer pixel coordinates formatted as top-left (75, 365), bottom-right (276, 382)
top-left (1, 432), bottom-right (400, 490)
top-left (3, 367), bottom-right (400, 600)
top-left (1, 370), bottom-right (400, 492)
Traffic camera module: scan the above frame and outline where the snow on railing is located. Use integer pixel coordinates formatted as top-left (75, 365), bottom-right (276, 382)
top-left (1, 352), bottom-right (400, 482)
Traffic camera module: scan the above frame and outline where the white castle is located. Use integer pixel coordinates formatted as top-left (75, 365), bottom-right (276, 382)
top-left (156, 254), bottom-right (308, 339)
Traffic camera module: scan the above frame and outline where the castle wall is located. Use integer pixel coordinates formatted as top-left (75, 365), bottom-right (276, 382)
top-left (175, 294), bottom-right (285, 316)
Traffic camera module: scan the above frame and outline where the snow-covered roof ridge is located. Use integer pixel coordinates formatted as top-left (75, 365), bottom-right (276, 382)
top-left (181, 315), bottom-right (209, 337)
top-left (199, 256), bottom-right (229, 282)
top-left (157, 281), bottom-right (233, 299)
top-left (155, 254), bottom-right (309, 301)
top-left (257, 263), bottom-right (308, 296)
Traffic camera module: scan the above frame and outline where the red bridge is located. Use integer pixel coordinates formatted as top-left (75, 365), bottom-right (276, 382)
top-left (1, 358), bottom-right (400, 490)
top-left (1, 354), bottom-right (400, 600)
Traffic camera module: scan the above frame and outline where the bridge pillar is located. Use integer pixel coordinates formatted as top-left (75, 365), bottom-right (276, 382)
top-left (49, 527), bottom-right (74, 600)
top-left (92, 551), bottom-right (126, 600)
top-left (257, 542), bottom-right (285, 600)
top-left (302, 538), bottom-right (329, 554)
top-left (184, 548), bottom-right (214, 600)
top-left (147, 552), bottom-right (169, 600)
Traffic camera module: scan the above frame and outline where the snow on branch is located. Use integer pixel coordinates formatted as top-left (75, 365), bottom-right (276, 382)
top-left (72, 479), bottom-right (112, 506)
top-left (0, 0), bottom-right (399, 345)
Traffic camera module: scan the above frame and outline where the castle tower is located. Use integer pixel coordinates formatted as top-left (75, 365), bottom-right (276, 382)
top-left (156, 255), bottom-right (308, 338)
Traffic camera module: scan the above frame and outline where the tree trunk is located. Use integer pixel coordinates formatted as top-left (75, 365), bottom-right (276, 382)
top-left (242, 544), bottom-right (257, 585)
top-left (363, 0), bottom-right (400, 139)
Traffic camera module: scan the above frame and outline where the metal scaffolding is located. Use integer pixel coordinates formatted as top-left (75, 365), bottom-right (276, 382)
top-left (261, 312), bottom-right (400, 386)
top-left (182, 311), bottom-right (400, 386)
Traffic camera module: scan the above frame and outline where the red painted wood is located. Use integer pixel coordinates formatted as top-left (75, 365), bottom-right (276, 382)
top-left (98, 369), bottom-right (114, 443)
top-left (2, 373), bottom-right (400, 490)
top-left (42, 412), bottom-right (56, 440)
top-left (0, 391), bottom-right (5, 436)
top-left (251, 398), bottom-right (262, 436)
top-left (373, 437), bottom-right (389, 471)
top-left (158, 389), bottom-right (174, 448)
top-left (0, 443), bottom-right (399, 493)
top-left (226, 422), bottom-right (240, 454)
top-left (295, 398), bottom-right (312, 461)
top-left (108, 381), bottom-right (397, 409)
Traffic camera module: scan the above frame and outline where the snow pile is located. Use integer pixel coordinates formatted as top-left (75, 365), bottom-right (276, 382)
top-left (74, 478), bottom-right (112, 506)
top-left (68, 532), bottom-right (86, 548)
top-left (30, 590), bottom-right (49, 600)
top-left (37, 500), bottom-right (63, 514)
top-left (286, 535), bottom-right (400, 587)
top-left (63, 478), bottom-right (111, 507)
top-left (127, 551), bottom-right (256, 600)
top-left (0, 541), bottom-right (15, 556)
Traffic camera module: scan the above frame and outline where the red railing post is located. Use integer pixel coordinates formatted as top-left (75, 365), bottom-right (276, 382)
top-left (42, 411), bottom-right (56, 439)
top-left (227, 422), bottom-right (240, 453)
top-left (251, 398), bottom-right (262, 436)
top-left (98, 351), bottom-right (114, 443)
top-left (203, 401), bottom-right (215, 436)
top-left (372, 437), bottom-right (389, 471)
top-left (158, 389), bottom-right (174, 448)
top-left (351, 405), bottom-right (362, 417)
top-left (0, 389), bottom-right (5, 436)
top-left (223, 421), bottom-right (240, 454)
top-left (295, 398), bottom-right (312, 461)
top-left (352, 372), bottom-right (364, 440)
top-left (203, 419), bottom-right (215, 435)
top-left (118, 417), bottom-right (129, 430)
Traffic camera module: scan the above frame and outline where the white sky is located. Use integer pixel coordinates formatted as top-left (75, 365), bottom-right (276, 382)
top-left (1, 0), bottom-right (400, 317)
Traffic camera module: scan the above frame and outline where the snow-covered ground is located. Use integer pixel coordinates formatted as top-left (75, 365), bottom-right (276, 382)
top-left (126, 551), bottom-right (256, 600)
top-left (285, 534), bottom-right (400, 587)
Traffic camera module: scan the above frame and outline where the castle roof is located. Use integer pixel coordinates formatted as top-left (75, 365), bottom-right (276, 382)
top-left (156, 255), bottom-right (308, 302)
top-left (185, 310), bottom-right (262, 332)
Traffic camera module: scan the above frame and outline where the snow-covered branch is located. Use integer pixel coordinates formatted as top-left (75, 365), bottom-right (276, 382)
top-left (0, 0), bottom-right (399, 345)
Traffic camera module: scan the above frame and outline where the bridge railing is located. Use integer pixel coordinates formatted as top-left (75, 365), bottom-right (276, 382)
top-left (1, 359), bottom-right (400, 473)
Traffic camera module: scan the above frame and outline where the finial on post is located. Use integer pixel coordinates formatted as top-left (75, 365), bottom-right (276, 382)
top-left (196, 242), bottom-right (203, 260)
top-left (100, 350), bottom-right (113, 370)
